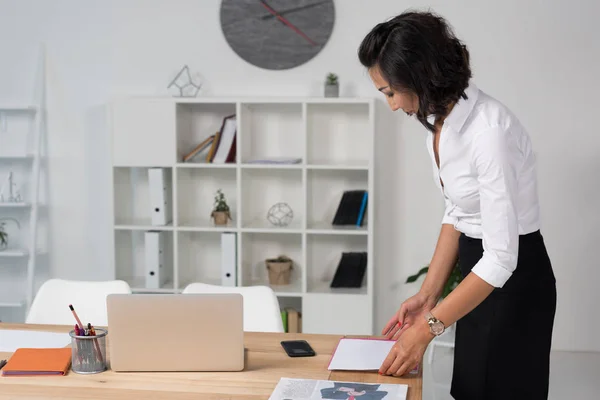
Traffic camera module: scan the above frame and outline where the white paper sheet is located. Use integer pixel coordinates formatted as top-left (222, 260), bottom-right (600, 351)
top-left (328, 338), bottom-right (396, 371)
top-left (0, 329), bottom-right (71, 352)
top-left (269, 377), bottom-right (408, 400)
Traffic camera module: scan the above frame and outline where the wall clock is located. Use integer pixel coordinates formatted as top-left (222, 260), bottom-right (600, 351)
top-left (220, 0), bottom-right (335, 70)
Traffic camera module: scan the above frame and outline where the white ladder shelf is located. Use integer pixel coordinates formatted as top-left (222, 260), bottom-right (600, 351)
top-left (0, 49), bottom-right (46, 319)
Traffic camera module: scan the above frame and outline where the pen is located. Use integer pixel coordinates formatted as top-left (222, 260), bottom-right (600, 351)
top-left (0, 360), bottom-right (7, 370)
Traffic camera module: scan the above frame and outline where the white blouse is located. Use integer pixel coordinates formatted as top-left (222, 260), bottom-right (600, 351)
top-left (425, 83), bottom-right (540, 288)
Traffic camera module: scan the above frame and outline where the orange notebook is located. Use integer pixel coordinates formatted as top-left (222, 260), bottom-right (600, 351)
top-left (1, 348), bottom-right (72, 376)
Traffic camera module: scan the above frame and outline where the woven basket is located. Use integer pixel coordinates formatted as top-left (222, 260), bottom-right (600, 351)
top-left (265, 256), bottom-right (293, 285)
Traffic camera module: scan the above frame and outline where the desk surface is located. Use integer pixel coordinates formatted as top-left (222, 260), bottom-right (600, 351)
top-left (0, 323), bottom-right (422, 400)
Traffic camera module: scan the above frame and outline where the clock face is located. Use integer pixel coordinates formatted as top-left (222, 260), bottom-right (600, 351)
top-left (220, 0), bottom-right (335, 70)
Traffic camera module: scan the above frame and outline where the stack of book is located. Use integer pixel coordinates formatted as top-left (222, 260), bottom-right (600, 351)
top-left (332, 190), bottom-right (368, 227)
top-left (280, 307), bottom-right (302, 333)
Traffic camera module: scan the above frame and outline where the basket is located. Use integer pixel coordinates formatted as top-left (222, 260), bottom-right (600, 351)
top-left (266, 256), bottom-right (293, 285)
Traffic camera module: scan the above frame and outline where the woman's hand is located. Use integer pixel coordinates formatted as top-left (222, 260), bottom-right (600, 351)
top-left (381, 291), bottom-right (437, 340)
top-left (379, 321), bottom-right (433, 376)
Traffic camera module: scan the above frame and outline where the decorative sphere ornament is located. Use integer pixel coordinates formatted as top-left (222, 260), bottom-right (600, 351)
top-left (267, 203), bottom-right (294, 227)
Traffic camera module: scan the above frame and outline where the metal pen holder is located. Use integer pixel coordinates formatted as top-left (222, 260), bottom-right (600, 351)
top-left (69, 328), bottom-right (108, 374)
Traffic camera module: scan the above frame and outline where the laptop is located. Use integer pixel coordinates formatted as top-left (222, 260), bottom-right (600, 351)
top-left (106, 293), bottom-right (244, 372)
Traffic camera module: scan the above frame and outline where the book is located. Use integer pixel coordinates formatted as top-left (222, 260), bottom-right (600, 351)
top-left (332, 190), bottom-right (368, 226)
top-left (211, 114), bottom-right (237, 163)
top-left (182, 134), bottom-right (215, 162)
top-left (330, 252), bottom-right (367, 288)
top-left (269, 377), bottom-right (407, 400)
top-left (285, 308), bottom-right (301, 333)
top-left (1, 348), bottom-right (72, 376)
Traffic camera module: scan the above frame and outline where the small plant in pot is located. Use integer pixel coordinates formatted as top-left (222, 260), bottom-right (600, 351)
top-left (211, 189), bottom-right (231, 226)
top-left (265, 255), bottom-right (293, 286)
top-left (324, 72), bottom-right (339, 97)
top-left (0, 218), bottom-right (20, 251)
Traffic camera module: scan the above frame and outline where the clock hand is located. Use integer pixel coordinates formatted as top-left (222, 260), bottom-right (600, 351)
top-left (259, 0), bottom-right (317, 46)
top-left (260, 0), bottom-right (329, 20)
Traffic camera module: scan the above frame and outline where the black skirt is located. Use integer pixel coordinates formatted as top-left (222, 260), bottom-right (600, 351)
top-left (450, 230), bottom-right (557, 400)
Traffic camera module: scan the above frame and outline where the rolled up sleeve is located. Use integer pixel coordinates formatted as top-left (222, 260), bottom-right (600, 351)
top-left (470, 126), bottom-right (520, 288)
top-left (442, 196), bottom-right (457, 226)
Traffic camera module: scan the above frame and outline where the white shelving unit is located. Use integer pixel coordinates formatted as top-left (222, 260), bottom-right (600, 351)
top-left (109, 97), bottom-right (375, 335)
top-left (0, 102), bottom-right (44, 319)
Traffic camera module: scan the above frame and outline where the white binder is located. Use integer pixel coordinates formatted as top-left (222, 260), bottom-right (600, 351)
top-left (145, 231), bottom-right (167, 289)
top-left (221, 232), bottom-right (237, 287)
top-left (148, 167), bottom-right (172, 226)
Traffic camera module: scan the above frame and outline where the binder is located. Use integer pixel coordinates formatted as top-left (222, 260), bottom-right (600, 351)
top-left (221, 232), bottom-right (237, 287)
top-left (148, 168), bottom-right (172, 226)
top-left (145, 231), bottom-right (167, 289)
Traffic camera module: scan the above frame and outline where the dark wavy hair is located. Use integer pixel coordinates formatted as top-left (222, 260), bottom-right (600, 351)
top-left (358, 10), bottom-right (472, 132)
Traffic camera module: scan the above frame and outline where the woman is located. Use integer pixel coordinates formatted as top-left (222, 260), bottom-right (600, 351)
top-left (358, 10), bottom-right (557, 400)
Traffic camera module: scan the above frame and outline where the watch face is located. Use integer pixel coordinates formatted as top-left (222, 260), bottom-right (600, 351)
top-left (431, 321), bottom-right (445, 335)
top-left (220, 0), bottom-right (335, 70)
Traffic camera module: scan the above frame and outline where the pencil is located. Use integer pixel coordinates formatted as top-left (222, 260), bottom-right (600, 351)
top-left (69, 304), bottom-right (84, 330)
top-left (88, 322), bottom-right (105, 366)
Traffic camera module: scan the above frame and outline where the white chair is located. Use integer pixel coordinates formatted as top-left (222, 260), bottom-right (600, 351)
top-left (181, 282), bottom-right (284, 333)
top-left (26, 278), bottom-right (132, 326)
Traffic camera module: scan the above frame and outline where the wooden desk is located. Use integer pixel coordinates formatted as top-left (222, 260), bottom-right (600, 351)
top-left (0, 323), bottom-right (422, 399)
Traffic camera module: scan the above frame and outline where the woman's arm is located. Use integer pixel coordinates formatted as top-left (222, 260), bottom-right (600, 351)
top-left (427, 272), bottom-right (494, 332)
top-left (382, 223), bottom-right (460, 339)
top-left (420, 223), bottom-right (462, 302)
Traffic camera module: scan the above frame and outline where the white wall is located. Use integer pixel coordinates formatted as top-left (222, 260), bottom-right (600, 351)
top-left (1, 0), bottom-right (598, 351)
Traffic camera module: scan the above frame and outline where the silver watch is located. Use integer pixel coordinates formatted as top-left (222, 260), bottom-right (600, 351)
top-left (425, 312), bottom-right (445, 336)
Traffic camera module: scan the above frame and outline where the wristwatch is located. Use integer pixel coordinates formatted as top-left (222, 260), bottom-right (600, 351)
top-left (425, 312), bottom-right (445, 336)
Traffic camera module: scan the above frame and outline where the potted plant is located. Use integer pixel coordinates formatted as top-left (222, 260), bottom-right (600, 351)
top-left (324, 73), bottom-right (339, 97)
top-left (406, 261), bottom-right (463, 299)
top-left (265, 255), bottom-right (293, 286)
top-left (0, 218), bottom-right (20, 251)
top-left (210, 189), bottom-right (231, 226)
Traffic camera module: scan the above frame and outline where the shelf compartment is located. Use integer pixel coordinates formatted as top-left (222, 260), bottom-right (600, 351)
top-left (307, 169), bottom-right (369, 231)
top-left (241, 168), bottom-right (303, 229)
top-left (176, 167), bottom-right (237, 228)
top-left (113, 167), bottom-right (173, 227)
top-left (176, 103), bottom-right (236, 164)
top-left (307, 103), bottom-right (371, 166)
top-left (239, 103), bottom-right (303, 163)
top-left (0, 110), bottom-right (35, 156)
top-left (0, 259), bottom-right (27, 315)
top-left (0, 162), bottom-right (33, 204)
top-left (306, 234), bottom-right (368, 294)
top-left (114, 230), bottom-right (175, 292)
top-left (177, 231), bottom-right (230, 290)
top-left (240, 232), bottom-right (303, 295)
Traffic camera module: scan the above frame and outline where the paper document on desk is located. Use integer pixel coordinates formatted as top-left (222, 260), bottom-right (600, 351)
top-left (269, 378), bottom-right (408, 400)
top-left (0, 330), bottom-right (70, 352)
top-left (328, 338), bottom-right (396, 371)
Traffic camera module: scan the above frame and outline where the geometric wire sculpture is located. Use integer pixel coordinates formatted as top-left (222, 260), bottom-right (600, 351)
top-left (267, 202), bottom-right (294, 227)
top-left (167, 65), bottom-right (202, 97)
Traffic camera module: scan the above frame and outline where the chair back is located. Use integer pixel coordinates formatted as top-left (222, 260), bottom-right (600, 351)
top-left (26, 278), bottom-right (132, 326)
top-left (182, 283), bottom-right (284, 333)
